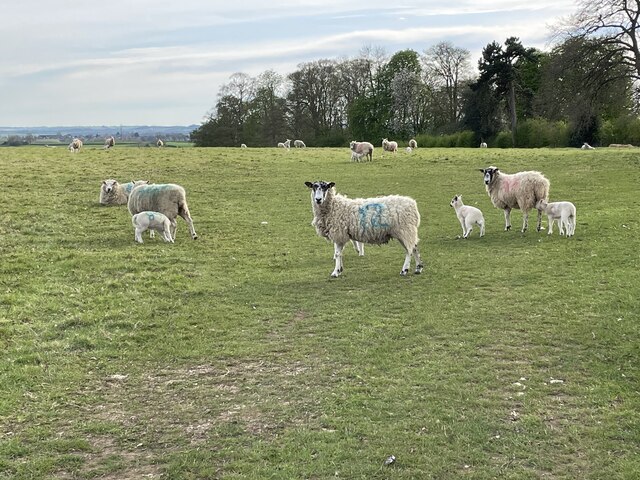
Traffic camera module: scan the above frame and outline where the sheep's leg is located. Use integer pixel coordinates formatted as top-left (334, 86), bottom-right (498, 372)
top-left (412, 246), bottom-right (424, 275)
top-left (521, 208), bottom-right (529, 233)
top-left (351, 240), bottom-right (365, 256)
top-left (331, 243), bottom-right (345, 277)
top-left (134, 228), bottom-right (144, 243)
top-left (547, 217), bottom-right (554, 235)
top-left (503, 208), bottom-right (512, 231)
top-left (559, 217), bottom-right (566, 236)
top-left (463, 223), bottom-right (472, 239)
top-left (536, 208), bottom-right (543, 232)
top-left (179, 205), bottom-right (198, 240)
top-left (479, 220), bottom-right (485, 237)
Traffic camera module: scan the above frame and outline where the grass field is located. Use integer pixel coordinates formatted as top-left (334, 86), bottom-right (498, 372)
top-left (1, 146), bottom-right (639, 479)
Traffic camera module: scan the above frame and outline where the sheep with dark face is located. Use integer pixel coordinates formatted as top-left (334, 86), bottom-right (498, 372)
top-left (69, 138), bottom-right (83, 153)
top-left (305, 181), bottom-right (423, 277)
top-left (128, 184), bottom-right (197, 240)
top-left (99, 179), bottom-right (149, 206)
top-left (480, 166), bottom-right (550, 233)
top-left (157, 139), bottom-right (164, 148)
top-left (409, 138), bottom-right (417, 149)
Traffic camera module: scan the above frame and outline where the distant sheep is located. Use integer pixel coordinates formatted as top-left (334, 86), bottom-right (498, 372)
top-left (480, 166), bottom-right (550, 232)
top-left (294, 139), bottom-right (306, 148)
top-left (157, 139), bottom-right (164, 148)
top-left (382, 138), bottom-right (398, 154)
top-left (69, 138), bottom-right (83, 153)
top-left (277, 139), bottom-right (291, 149)
top-left (480, 142), bottom-right (488, 148)
top-left (581, 142), bottom-right (594, 150)
top-left (536, 200), bottom-right (576, 237)
top-left (409, 139), bottom-right (418, 149)
top-left (104, 136), bottom-right (115, 149)
top-left (405, 147), bottom-right (413, 154)
top-left (128, 184), bottom-right (197, 240)
top-left (241, 143), bottom-right (247, 148)
top-left (100, 179), bottom-right (149, 206)
top-left (132, 211), bottom-right (174, 244)
top-left (349, 141), bottom-right (374, 162)
top-left (450, 195), bottom-right (485, 238)
top-left (304, 180), bottom-right (424, 277)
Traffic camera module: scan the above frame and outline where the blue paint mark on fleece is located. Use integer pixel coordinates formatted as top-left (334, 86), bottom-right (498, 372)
top-left (359, 203), bottom-right (389, 231)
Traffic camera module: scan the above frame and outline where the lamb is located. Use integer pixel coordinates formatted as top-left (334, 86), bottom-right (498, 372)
top-left (349, 141), bottom-right (374, 162)
top-left (277, 139), bottom-right (291, 149)
top-left (131, 211), bottom-right (175, 244)
top-left (405, 146), bottom-right (413, 154)
top-left (409, 139), bottom-right (418, 149)
top-left (68, 138), bottom-right (83, 153)
top-left (128, 183), bottom-right (197, 240)
top-left (535, 200), bottom-right (576, 237)
top-left (157, 139), bottom-right (164, 148)
top-left (581, 142), bottom-right (594, 150)
top-left (382, 138), bottom-right (398, 154)
top-left (480, 142), bottom-right (488, 148)
top-left (480, 166), bottom-right (550, 233)
top-left (304, 180), bottom-right (424, 277)
top-left (104, 136), bottom-right (115, 149)
top-left (100, 179), bottom-right (149, 206)
top-left (450, 195), bottom-right (485, 238)
top-left (294, 139), bottom-right (306, 148)
top-left (240, 143), bottom-right (247, 148)
top-left (351, 150), bottom-right (365, 162)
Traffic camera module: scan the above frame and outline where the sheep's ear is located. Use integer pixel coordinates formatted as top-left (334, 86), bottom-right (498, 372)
top-left (479, 169), bottom-right (485, 173)
top-left (305, 181), bottom-right (313, 188)
top-left (328, 182), bottom-right (335, 188)
top-left (102, 180), bottom-right (106, 185)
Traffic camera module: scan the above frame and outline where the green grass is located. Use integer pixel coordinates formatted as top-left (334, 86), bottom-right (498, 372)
top-left (1, 146), bottom-right (639, 479)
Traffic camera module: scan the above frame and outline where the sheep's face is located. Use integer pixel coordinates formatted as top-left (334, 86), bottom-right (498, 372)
top-left (305, 181), bottom-right (334, 205)
top-left (481, 167), bottom-right (499, 185)
top-left (450, 195), bottom-right (462, 208)
top-left (536, 199), bottom-right (547, 210)
top-left (102, 179), bottom-right (118, 193)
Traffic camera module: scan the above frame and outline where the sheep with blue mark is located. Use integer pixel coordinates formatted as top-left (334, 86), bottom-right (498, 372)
top-left (99, 179), bottom-right (149, 206)
top-left (128, 183), bottom-right (197, 241)
top-left (131, 211), bottom-right (174, 244)
top-left (305, 181), bottom-right (424, 277)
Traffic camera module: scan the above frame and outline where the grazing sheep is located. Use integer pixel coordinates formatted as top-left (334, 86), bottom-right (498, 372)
top-left (277, 139), bottom-right (291, 149)
top-left (450, 195), bottom-right (485, 238)
top-left (409, 138), bottom-right (418, 149)
top-left (405, 146), bottom-right (413, 154)
top-left (480, 142), bottom-right (488, 148)
top-left (132, 211), bottom-right (174, 244)
top-left (128, 184), bottom-right (197, 240)
top-left (581, 142), bottom-right (595, 150)
top-left (304, 181), bottom-right (424, 277)
top-left (480, 166), bottom-right (550, 233)
top-left (100, 179), bottom-right (149, 206)
top-left (382, 138), bottom-right (398, 154)
top-left (68, 138), bottom-right (83, 153)
top-left (349, 141), bottom-right (374, 162)
top-left (157, 139), bottom-right (164, 148)
top-left (241, 143), bottom-right (247, 148)
top-left (104, 136), bottom-right (115, 149)
top-left (536, 200), bottom-right (576, 237)
top-left (294, 139), bottom-right (306, 148)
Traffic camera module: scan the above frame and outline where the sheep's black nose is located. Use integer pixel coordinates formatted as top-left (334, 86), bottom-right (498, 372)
top-left (315, 199), bottom-right (322, 204)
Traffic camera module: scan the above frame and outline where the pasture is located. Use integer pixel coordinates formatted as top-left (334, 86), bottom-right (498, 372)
top-left (0, 145), bottom-right (638, 479)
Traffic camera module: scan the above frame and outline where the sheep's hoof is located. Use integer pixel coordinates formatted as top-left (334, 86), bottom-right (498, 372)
top-left (400, 269), bottom-right (408, 276)
top-left (415, 265), bottom-right (424, 274)
top-left (505, 225), bottom-right (511, 231)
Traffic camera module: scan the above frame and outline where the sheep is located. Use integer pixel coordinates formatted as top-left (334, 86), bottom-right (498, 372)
top-left (349, 141), bottom-right (374, 162)
top-left (581, 142), bottom-right (594, 150)
top-left (294, 139), bottom-right (306, 148)
top-left (128, 183), bottom-right (197, 240)
top-left (100, 179), bottom-right (149, 206)
top-left (382, 138), bottom-right (398, 154)
top-left (277, 139), bottom-right (291, 149)
top-left (450, 195), bottom-right (485, 238)
top-left (409, 138), bottom-right (418, 149)
top-left (304, 180), bottom-right (424, 277)
top-left (480, 166), bottom-right (550, 233)
top-left (157, 139), bottom-right (164, 148)
top-left (350, 150), bottom-right (365, 162)
top-left (405, 146), bottom-right (413, 154)
top-left (535, 200), bottom-right (576, 237)
top-left (131, 211), bottom-right (175, 244)
top-left (104, 136), bottom-right (115, 149)
top-left (480, 142), bottom-right (488, 148)
top-left (241, 143), bottom-right (247, 148)
top-left (68, 138), bottom-right (83, 153)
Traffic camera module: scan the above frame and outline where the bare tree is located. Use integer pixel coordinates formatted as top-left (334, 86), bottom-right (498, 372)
top-left (556, 0), bottom-right (640, 81)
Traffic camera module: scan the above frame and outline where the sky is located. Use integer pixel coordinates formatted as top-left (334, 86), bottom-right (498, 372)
top-left (0, 0), bottom-right (577, 127)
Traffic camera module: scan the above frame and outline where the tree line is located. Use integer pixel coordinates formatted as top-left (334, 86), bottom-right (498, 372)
top-left (192, 0), bottom-right (640, 148)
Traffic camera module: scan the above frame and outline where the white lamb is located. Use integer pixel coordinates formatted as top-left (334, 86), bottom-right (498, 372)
top-left (349, 141), bottom-right (374, 162)
top-left (304, 181), bottom-right (424, 277)
top-left (405, 147), bottom-right (413, 154)
top-left (294, 139), bottom-right (306, 148)
top-left (278, 139), bottom-right (291, 149)
top-left (382, 138), bottom-right (398, 154)
top-left (128, 183), bottom-right (197, 240)
top-left (581, 142), bottom-right (594, 150)
top-left (450, 195), bottom-right (485, 238)
top-left (409, 139), bottom-right (418, 149)
top-left (131, 211), bottom-right (174, 244)
top-left (240, 143), bottom-right (247, 148)
top-left (100, 179), bottom-right (149, 206)
top-left (480, 142), bottom-right (488, 148)
top-left (535, 200), bottom-right (576, 237)
top-left (480, 166), bottom-right (550, 232)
